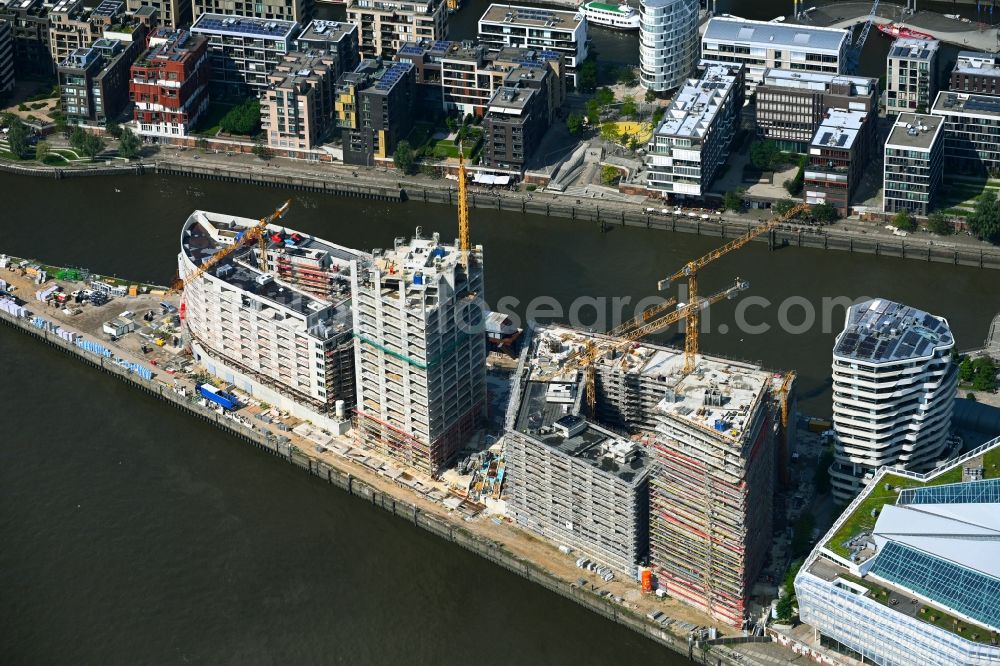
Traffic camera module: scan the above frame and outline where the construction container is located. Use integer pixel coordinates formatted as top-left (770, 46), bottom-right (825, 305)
top-left (641, 568), bottom-right (654, 593)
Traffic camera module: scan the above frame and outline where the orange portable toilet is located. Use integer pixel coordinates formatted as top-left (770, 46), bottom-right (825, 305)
top-left (641, 569), bottom-right (653, 593)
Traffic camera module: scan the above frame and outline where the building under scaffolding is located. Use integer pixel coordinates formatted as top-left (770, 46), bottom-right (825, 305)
top-left (506, 324), bottom-right (783, 625)
top-left (351, 228), bottom-right (487, 476)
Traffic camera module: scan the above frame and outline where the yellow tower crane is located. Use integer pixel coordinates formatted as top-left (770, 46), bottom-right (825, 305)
top-left (657, 204), bottom-right (810, 374)
top-left (540, 278), bottom-right (749, 414)
top-left (172, 199), bottom-right (292, 293)
top-left (457, 147), bottom-right (471, 266)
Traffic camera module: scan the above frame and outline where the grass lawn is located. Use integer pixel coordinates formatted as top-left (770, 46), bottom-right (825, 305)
top-left (406, 121), bottom-right (435, 150)
top-left (42, 153), bottom-right (69, 165)
top-left (193, 102), bottom-right (234, 137)
top-left (826, 468), bottom-right (964, 559)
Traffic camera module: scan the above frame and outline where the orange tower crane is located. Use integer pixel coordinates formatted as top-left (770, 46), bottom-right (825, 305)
top-left (457, 147), bottom-right (471, 266)
top-left (657, 204), bottom-right (810, 374)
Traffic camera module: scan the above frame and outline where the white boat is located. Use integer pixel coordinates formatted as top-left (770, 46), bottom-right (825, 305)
top-left (578, 1), bottom-right (640, 30)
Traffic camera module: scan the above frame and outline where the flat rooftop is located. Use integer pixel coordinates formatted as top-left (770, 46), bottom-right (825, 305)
top-left (480, 3), bottom-right (583, 29)
top-left (340, 59), bottom-right (413, 93)
top-left (953, 50), bottom-right (1000, 75)
top-left (513, 381), bottom-right (650, 485)
top-left (933, 90), bottom-right (1000, 118)
top-left (759, 68), bottom-right (876, 96)
top-left (191, 13), bottom-right (298, 40)
top-left (810, 108), bottom-right (866, 151)
top-left (488, 84), bottom-right (535, 113)
top-left (296, 19), bottom-right (354, 45)
top-left (181, 210), bottom-right (361, 324)
top-left (885, 113), bottom-right (943, 150)
top-left (525, 325), bottom-right (773, 444)
top-left (654, 62), bottom-right (739, 139)
top-left (889, 37), bottom-right (940, 61)
top-left (834, 298), bottom-right (952, 364)
top-left (703, 17), bottom-right (848, 53)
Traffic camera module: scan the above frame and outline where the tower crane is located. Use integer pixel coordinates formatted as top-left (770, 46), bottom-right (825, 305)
top-left (172, 199), bottom-right (292, 294)
top-left (539, 278), bottom-right (750, 414)
top-left (457, 145), bottom-right (471, 267)
top-left (657, 203), bottom-right (810, 374)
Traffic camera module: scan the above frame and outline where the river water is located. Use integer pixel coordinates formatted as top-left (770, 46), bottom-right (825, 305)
top-left (3, 7), bottom-right (1000, 658)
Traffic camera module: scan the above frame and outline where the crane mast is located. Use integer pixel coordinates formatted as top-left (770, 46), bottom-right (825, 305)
top-left (458, 148), bottom-right (471, 266)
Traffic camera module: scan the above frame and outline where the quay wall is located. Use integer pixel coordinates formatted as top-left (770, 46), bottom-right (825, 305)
top-left (7, 157), bottom-right (997, 270)
top-left (0, 307), bottom-right (753, 666)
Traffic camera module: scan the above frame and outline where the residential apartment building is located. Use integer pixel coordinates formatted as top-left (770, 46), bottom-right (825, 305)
top-left (334, 58), bottom-right (415, 166)
top-left (180, 210), bottom-right (361, 431)
top-left (803, 108), bottom-right (873, 216)
top-left (130, 28), bottom-right (210, 137)
top-left (481, 63), bottom-right (558, 172)
top-left (646, 61), bottom-right (745, 198)
top-left (397, 38), bottom-right (564, 118)
top-left (346, 0), bottom-right (447, 61)
top-left (0, 0), bottom-right (52, 75)
top-left (886, 37), bottom-right (939, 114)
top-left (0, 18), bottom-right (13, 93)
top-left (126, 0), bottom-right (187, 28)
top-left (829, 298), bottom-right (956, 502)
top-left (294, 19), bottom-right (358, 77)
top-left (505, 332), bottom-right (651, 575)
top-left (351, 229), bottom-right (487, 476)
top-left (754, 69), bottom-right (878, 153)
top-left (931, 90), bottom-right (1000, 175)
top-left (191, 13), bottom-right (299, 99)
top-left (48, 0), bottom-right (91, 71)
top-left (883, 112), bottom-right (944, 216)
top-left (192, 0), bottom-right (311, 24)
top-left (949, 50), bottom-right (1000, 96)
top-left (795, 436), bottom-right (1000, 666)
top-left (638, 0), bottom-right (698, 93)
top-left (650, 357), bottom-right (777, 628)
top-left (516, 325), bottom-right (781, 627)
top-left (478, 4), bottom-right (586, 86)
top-left (701, 17), bottom-right (848, 96)
top-left (59, 32), bottom-right (145, 126)
top-left (261, 49), bottom-right (336, 153)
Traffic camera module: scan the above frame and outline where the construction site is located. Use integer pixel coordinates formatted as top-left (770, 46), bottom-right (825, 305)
top-left (502, 205), bottom-right (806, 629)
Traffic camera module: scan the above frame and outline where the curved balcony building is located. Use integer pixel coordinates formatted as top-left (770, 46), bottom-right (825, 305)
top-left (830, 299), bottom-right (956, 502)
top-left (638, 0), bottom-right (698, 93)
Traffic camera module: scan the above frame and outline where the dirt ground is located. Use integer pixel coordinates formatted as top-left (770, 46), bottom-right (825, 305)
top-left (2, 80), bottom-right (59, 125)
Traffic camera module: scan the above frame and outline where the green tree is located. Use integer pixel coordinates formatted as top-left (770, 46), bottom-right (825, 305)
top-left (791, 513), bottom-right (816, 557)
top-left (6, 119), bottom-right (29, 158)
top-left (105, 121), bottom-right (122, 139)
top-left (927, 211), bottom-right (953, 235)
top-left (219, 99), bottom-right (261, 135)
top-left (811, 202), bottom-right (839, 224)
top-left (967, 190), bottom-right (1000, 244)
top-left (70, 125), bottom-right (87, 152)
top-left (722, 191), bottom-right (742, 212)
top-left (892, 209), bottom-right (917, 231)
top-left (393, 140), bottom-right (415, 175)
top-left (959, 357), bottom-right (975, 383)
top-left (971, 356), bottom-right (997, 392)
top-left (118, 127), bottom-right (141, 159)
top-left (616, 66), bottom-right (637, 87)
top-left (577, 58), bottom-right (598, 92)
top-left (600, 122), bottom-right (621, 144)
top-left (252, 138), bottom-right (273, 160)
top-left (644, 89), bottom-right (657, 104)
top-left (566, 111), bottom-right (584, 136)
top-left (34, 139), bottom-right (50, 162)
top-left (595, 87), bottom-right (615, 108)
top-left (785, 157), bottom-right (805, 196)
top-left (814, 446), bottom-right (834, 495)
top-left (600, 164), bottom-right (622, 186)
top-left (773, 199), bottom-right (797, 216)
top-left (584, 98), bottom-right (601, 126)
top-left (651, 107), bottom-right (665, 125)
top-left (750, 140), bottom-right (781, 171)
top-left (620, 95), bottom-right (637, 118)
top-left (81, 133), bottom-right (106, 161)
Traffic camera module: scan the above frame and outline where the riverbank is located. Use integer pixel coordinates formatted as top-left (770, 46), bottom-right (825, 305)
top-left (5, 155), bottom-right (1000, 271)
top-left (0, 272), bottom-right (769, 666)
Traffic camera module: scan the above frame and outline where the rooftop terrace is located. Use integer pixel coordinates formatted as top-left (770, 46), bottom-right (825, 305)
top-left (191, 13), bottom-right (298, 40)
top-left (933, 90), bottom-right (1000, 118)
top-left (654, 62), bottom-right (739, 139)
top-left (480, 3), bottom-right (582, 29)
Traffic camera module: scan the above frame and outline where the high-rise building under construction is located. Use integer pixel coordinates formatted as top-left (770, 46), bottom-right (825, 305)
top-left (351, 229), bottom-right (487, 476)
